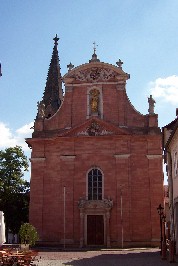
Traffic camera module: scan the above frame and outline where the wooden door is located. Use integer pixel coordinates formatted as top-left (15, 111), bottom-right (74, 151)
top-left (87, 215), bottom-right (104, 245)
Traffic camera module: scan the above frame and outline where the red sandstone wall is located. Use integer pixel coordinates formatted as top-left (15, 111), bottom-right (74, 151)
top-left (41, 82), bottom-right (152, 132)
top-left (29, 134), bottom-right (163, 246)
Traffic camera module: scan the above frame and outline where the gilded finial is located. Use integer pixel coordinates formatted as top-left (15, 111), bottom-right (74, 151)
top-left (53, 34), bottom-right (59, 46)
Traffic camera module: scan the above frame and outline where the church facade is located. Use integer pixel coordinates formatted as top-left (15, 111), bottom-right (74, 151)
top-left (26, 36), bottom-right (163, 248)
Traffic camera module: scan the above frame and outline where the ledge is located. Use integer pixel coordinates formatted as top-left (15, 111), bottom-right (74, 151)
top-left (114, 154), bottom-right (130, 159)
top-left (60, 155), bottom-right (76, 161)
top-left (147, 155), bottom-right (162, 159)
top-left (30, 157), bottom-right (46, 162)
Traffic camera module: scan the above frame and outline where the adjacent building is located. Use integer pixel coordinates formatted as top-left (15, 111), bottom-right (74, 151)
top-left (26, 36), bottom-right (163, 248)
top-left (163, 112), bottom-right (178, 253)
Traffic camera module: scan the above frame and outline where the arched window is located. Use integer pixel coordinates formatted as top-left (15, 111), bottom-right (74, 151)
top-left (88, 169), bottom-right (102, 200)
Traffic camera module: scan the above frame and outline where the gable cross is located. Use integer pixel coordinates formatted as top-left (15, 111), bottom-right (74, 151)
top-left (116, 59), bottom-right (123, 69)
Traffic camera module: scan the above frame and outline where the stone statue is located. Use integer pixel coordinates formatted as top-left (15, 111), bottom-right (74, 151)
top-left (148, 95), bottom-right (156, 115)
top-left (37, 101), bottom-right (45, 119)
top-left (90, 89), bottom-right (100, 113)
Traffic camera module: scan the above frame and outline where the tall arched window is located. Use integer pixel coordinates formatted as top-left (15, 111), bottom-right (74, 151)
top-left (88, 169), bottom-right (102, 200)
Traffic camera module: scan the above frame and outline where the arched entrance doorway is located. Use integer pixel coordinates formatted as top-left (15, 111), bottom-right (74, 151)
top-left (78, 199), bottom-right (113, 247)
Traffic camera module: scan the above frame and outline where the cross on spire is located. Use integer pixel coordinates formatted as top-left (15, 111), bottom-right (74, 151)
top-left (53, 34), bottom-right (59, 46)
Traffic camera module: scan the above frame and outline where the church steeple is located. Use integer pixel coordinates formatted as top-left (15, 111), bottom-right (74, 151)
top-left (41, 34), bottom-right (63, 118)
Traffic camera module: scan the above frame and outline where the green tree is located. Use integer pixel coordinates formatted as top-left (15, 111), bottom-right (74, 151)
top-left (0, 146), bottom-right (30, 240)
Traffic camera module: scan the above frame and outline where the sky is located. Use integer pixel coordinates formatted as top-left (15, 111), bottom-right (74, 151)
top-left (1, 0), bottom-right (178, 182)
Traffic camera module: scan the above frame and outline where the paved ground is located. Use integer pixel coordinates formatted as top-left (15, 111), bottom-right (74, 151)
top-left (34, 248), bottom-right (177, 266)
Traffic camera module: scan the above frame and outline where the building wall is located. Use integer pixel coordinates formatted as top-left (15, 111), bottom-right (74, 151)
top-left (29, 135), bottom-right (163, 246)
top-left (28, 61), bottom-right (163, 247)
top-left (169, 131), bottom-right (178, 202)
top-left (167, 129), bottom-right (178, 253)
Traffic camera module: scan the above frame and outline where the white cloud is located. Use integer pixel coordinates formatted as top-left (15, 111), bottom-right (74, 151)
top-left (0, 121), bottom-right (34, 151)
top-left (149, 75), bottom-right (178, 105)
top-left (16, 123), bottom-right (33, 135)
top-left (0, 122), bottom-right (17, 148)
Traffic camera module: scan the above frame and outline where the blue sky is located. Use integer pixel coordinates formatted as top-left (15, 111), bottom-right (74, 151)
top-left (1, 0), bottom-right (178, 181)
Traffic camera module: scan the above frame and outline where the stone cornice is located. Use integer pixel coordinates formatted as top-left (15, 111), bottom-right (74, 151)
top-left (65, 81), bottom-right (124, 87)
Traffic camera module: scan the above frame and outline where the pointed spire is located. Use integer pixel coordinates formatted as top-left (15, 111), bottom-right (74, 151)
top-left (42, 34), bottom-right (63, 118)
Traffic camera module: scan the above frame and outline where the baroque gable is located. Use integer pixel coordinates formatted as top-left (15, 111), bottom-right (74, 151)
top-left (63, 62), bottom-right (130, 84)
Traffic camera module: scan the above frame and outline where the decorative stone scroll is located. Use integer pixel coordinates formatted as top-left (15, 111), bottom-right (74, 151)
top-left (77, 121), bottom-right (113, 136)
top-left (75, 67), bottom-right (116, 82)
top-left (78, 199), bottom-right (113, 209)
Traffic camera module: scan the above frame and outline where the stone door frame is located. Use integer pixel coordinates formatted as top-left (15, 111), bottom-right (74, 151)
top-left (78, 199), bottom-right (113, 248)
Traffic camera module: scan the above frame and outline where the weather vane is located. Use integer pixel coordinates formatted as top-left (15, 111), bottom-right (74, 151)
top-left (93, 41), bottom-right (98, 54)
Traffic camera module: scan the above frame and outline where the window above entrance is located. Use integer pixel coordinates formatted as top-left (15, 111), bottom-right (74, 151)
top-left (88, 168), bottom-right (102, 200)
